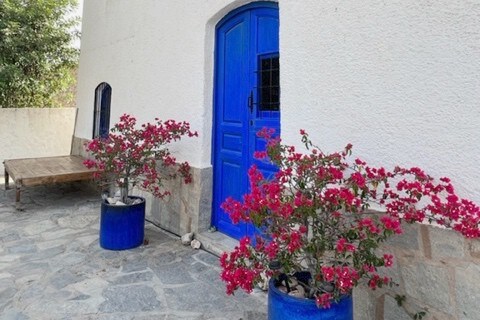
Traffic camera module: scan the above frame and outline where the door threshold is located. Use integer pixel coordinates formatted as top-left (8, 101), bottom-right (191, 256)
top-left (196, 231), bottom-right (238, 257)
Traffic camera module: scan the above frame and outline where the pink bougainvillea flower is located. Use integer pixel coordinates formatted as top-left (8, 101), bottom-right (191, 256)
top-left (83, 114), bottom-right (197, 203)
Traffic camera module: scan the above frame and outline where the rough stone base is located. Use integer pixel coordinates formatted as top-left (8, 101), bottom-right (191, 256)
top-left (354, 223), bottom-right (480, 320)
top-left (144, 166), bottom-right (213, 236)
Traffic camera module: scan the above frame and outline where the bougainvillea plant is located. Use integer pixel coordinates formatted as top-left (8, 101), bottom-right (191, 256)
top-left (84, 114), bottom-right (197, 204)
top-left (220, 128), bottom-right (480, 308)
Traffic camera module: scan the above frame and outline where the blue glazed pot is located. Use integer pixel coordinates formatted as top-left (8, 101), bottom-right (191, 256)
top-left (100, 196), bottom-right (146, 250)
top-left (268, 277), bottom-right (353, 320)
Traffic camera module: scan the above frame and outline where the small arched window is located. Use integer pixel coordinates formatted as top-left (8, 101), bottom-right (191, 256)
top-left (93, 82), bottom-right (112, 138)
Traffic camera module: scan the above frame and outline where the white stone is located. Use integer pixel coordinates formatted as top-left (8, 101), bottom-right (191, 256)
top-left (257, 271), bottom-right (269, 291)
top-left (106, 197), bottom-right (116, 204)
top-left (278, 286), bottom-right (287, 293)
top-left (181, 232), bottom-right (194, 245)
top-left (288, 285), bottom-right (305, 298)
top-left (288, 278), bottom-right (298, 288)
top-left (131, 198), bottom-right (143, 205)
top-left (190, 239), bottom-right (201, 250)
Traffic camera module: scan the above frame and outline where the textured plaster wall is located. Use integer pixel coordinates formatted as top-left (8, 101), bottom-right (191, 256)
top-left (280, 0), bottom-right (480, 203)
top-left (0, 108), bottom-right (77, 174)
top-left (77, 0), bottom-right (479, 200)
top-left (75, 0), bottom-right (267, 169)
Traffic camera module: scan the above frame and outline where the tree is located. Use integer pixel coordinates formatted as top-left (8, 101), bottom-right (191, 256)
top-left (0, 0), bottom-right (79, 108)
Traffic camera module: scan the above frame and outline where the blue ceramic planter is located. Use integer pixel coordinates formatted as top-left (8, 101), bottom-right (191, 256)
top-left (268, 277), bottom-right (353, 320)
top-left (100, 196), bottom-right (145, 250)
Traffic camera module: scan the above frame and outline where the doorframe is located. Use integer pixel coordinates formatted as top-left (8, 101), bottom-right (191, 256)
top-left (210, 1), bottom-right (280, 233)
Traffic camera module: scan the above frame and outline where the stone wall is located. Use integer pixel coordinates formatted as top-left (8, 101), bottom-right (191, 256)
top-left (354, 223), bottom-right (480, 320)
top-left (0, 108), bottom-right (77, 174)
top-left (146, 167), bottom-right (213, 236)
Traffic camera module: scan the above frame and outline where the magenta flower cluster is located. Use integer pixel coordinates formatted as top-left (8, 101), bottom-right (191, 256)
top-left (84, 114), bottom-right (197, 203)
top-left (220, 128), bottom-right (480, 308)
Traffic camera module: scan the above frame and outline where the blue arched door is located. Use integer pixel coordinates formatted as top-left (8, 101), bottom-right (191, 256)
top-left (212, 2), bottom-right (280, 240)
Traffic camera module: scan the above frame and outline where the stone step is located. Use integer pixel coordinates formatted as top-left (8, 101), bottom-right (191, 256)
top-left (195, 231), bottom-right (238, 257)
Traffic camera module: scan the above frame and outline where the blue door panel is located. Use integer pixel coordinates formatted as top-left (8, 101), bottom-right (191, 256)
top-left (213, 2), bottom-right (279, 240)
top-left (223, 20), bottom-right (248, 123)
top-left (216, 159), bottom-right (246, 238)
top-left (256, 14), bottom-right (279, 54)
top-left (222, 133), bottom-right (243, 152)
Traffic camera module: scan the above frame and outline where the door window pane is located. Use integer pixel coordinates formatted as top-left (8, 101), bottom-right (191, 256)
top-left (258, 55), bottom-right (280, 111)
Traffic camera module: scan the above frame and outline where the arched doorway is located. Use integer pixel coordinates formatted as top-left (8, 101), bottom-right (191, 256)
top-left (212, 2), bottom-right (280, 239)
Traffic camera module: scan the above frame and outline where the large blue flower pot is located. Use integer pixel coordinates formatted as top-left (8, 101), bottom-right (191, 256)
top-left (100, 196), bottom-right (145, 250)
top-left (268, 277), bottom-right (353, 320)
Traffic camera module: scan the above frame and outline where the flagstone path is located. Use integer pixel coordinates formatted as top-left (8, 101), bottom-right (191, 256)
top-left (0, 182), bottom-right (267, 319)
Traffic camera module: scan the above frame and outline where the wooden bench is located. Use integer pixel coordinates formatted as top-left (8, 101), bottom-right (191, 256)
top-left (4, 155), bottom-right (97, 204)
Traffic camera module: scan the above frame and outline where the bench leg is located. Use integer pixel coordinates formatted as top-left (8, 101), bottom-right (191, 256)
top-left (4, 169), bottom-right (9, 190)
top-left (14, 185), bottom-right (23, 211)
top-left (15, 187), bottom-right (21, 203)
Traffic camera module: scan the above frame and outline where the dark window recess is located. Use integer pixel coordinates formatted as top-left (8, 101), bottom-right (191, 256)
top-left (93, 82), bottom-right (112, 139)
top-left (258, 56), bottom-right (280, 111)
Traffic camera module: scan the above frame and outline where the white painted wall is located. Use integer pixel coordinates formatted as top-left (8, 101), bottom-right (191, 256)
top-left (75, 0), bottom-right (262, 169)
top-left (280, 0), bottom-right (480, 203)
top-left (76, 0), bottom-right (479, 203)
top-left (0, 108), bottom-right (77, 174)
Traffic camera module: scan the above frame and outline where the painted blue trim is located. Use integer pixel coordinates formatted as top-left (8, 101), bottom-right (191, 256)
top-left (216, 1), bottom-right (278, 28)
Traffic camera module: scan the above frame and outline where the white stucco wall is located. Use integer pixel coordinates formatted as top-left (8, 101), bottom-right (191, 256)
top-left (0, 108), bottom-right (77, 174)
top-left (280, 0), bottom-right (480, 203)
top-left (76, 0), bottom-right (479, 203)
top-left (75, 0), bottom-right (263, 169)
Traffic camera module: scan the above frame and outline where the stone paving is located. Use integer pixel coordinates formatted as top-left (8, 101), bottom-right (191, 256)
top-left (0, 182), bottom-right (267, 319)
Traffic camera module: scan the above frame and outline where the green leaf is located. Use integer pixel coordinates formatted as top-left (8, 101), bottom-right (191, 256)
top-left (0, 0), bottom-right (79, 108)
top-left (394, 294), bottom-right (406, 306)
top-left (413, 311), bottom-right (427, 320)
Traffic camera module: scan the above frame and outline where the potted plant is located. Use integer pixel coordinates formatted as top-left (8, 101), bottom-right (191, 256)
top-left (220, 128), bottom-right (480, 320)
top-left (84, 114), bottom-right (197, 250)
